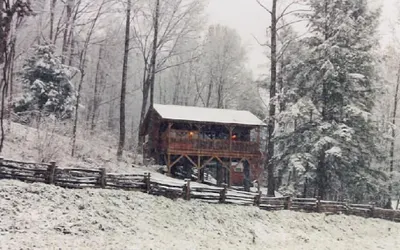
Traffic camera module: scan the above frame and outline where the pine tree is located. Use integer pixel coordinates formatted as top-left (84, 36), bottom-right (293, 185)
top-left (276, 0), bottom-right (385, 201)
top-left (14, 45), bottom-right (76, 120)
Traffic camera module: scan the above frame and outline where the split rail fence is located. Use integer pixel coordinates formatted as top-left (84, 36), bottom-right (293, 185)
top-left (0, 157), bottom-right (399, 223)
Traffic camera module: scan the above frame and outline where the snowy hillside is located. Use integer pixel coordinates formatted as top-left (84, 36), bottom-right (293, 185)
top-left (2, 122), bottom-right (142, 173)
top-left (0, 180), bottom-right (399, 250)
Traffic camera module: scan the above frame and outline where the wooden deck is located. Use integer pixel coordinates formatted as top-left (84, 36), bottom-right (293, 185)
top-left (161, 137), bottom-right (262, 159)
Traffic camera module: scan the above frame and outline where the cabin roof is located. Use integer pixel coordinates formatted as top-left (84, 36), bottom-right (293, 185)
top-left (152, 104), bottom-right (266, 126)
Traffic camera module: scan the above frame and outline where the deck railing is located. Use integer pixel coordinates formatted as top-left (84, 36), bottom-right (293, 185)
top-left (164, 136), bottom-right (260, 154)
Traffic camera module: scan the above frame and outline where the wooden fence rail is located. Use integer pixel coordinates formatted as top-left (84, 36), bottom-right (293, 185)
top-left (0, 157), bottom-right (400, 223)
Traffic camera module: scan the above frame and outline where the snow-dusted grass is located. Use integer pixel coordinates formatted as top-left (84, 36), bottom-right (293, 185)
top-left (0, 180), bottom-right (399, 250)
top-left (3, 121), bottom-right (142, 173)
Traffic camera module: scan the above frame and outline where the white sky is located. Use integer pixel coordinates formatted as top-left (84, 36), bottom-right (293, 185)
top-left (207, 0), bottom-right (398, 78)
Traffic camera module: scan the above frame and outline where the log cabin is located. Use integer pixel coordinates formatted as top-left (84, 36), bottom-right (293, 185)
top-left (140, 104), bottom-right (266, 188)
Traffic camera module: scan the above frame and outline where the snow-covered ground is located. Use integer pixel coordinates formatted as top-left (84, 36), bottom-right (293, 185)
top-left (3, 122), bottom-right (144, 173)
top-left (1, 180), bottom-right (399, 250)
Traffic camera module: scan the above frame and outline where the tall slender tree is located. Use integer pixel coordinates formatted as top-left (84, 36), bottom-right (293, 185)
top-left (117, 0), bottom-right (132, 158)
top-left (0, 0), bottom-right (32, 152)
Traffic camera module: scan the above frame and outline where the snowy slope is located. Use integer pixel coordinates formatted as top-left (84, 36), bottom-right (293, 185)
top-left (3, 122), bottom-right (143, 173)
top-left (1, 180), bottom-right (399, 250)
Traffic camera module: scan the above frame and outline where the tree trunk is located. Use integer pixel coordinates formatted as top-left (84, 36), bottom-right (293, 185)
top-left (205, 79), bottom-right (213, 107)
top-left (217, 78), bottom-right (224, 108)
top-left (67, 1), bottom-right (80, 66)
top-left (146, 0), bottom-right (160, 160)
top-left (71, 0), bottom-right (104, 156)
top-left (316, 0), bottom-right (330, 199)
top-left (90, 45), bottom-right (103, 133)
top-left (266, 0), bottom-right (277, 196)
top-left (108, 97), bottom-right (115, 131)
top-left (149, 0), bottom-right (160, 108)
top-left (49, 0), bottom-right (57, 41)
top-left (0, 0), bottom-right (31, 152)
top-left (317, 150), bottom-right (327, 199)
top-left (0, 0), bottom-right (6, 65)
top-left (117, 0), bottom-right (131, 158)
top-left (137, 70), bottom-right (150, 151)
top-left (138, 0), bottom-right (160, 156)
top-left (61, 0), bottom-right (73, 63)
top-left (389, 64), bottom-right (400, 206)
top-left (71, 68), bottom-right (85, 157)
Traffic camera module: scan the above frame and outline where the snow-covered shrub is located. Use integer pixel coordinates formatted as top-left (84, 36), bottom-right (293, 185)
top-left (13, 44), bottom-right (76, 120)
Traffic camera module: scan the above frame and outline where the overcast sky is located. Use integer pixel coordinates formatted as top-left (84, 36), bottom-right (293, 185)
top-left (207, 0), bottom-right (398, 78)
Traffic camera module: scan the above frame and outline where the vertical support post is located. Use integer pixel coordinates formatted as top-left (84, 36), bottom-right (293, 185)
top-left (197, 156), bottom-right (201, 182)
top-left (254, 191), bottom-right (261, 207)
top-left (229, 126), bottom-right (233, 152)
top-left (396, 198), bottom-right (399, 210)
top-left (229, 157), bottom-right (232, 187)
top-left (145, 172), bottom-right (151, 192)
top-left (47, 161), bottom-right (57, 184)
top-left (370, 202), bottom-right (375, 218)
top-left (285, 196), bottom-right (292, 210)
top-left (167, 122), bottom-right (172, 176)
top-left (216, 161), bottom-right (222, 186)
top-left (183, 178), bottom-right (191, 200)
top-left (167, 154), bottom-right (171, 176)
top-left (256, 127), bottom-right (260, 145)
top-left (316, 196), bottom-right (321, 213)
top-left (99, 168), bottom-right (106, 188)
top-left (196, 125), bottom-right (202, 152)
top-left (219, 183), bottom-right (227, 203)
top-left (167, 122), bottom-right (172, 145)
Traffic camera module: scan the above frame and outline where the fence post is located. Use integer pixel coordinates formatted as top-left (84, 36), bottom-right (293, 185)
top-left (183, 178), bottom-right (191, 200)
top-left (316, 196), bottom-right (321, 213)
top-left (285, 196), bottom-right (292, 210)
top-left (254, 191), bottom-right (261, 207)
top-left (344, 199), bottom-right (350, 215)
top-left (0, 156), bottom-right (3, 166)
top-left (370, 202), bottom-right (375, 218)
top-left (219, 183), bottom-right (227, 203)
top-left (47, 161), bottom-right (57, 184)
top-left (99, 168), bottom-right (106, 188)
top-left (145, 172), bottom-right (151, 192)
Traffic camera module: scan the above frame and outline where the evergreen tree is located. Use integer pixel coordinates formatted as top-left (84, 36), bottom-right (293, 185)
top-left (276, 0), bottom-right (385, 201)
top-left (14, 45), bottom-right (76, 120)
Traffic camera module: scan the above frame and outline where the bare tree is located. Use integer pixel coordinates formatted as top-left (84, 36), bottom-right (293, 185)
top-left (389, 64), bottom-right (400, 206)
top-left (71, 0), bottom-right (106, 156)
top-left (61, 0), bottom-right (74, 63)
top-left (49, 0), bottom-right (57, 41)
top-left (381, 42), bottom-right (400, 208)
top-left (256, 0), bottom-right (308, 196)
top-left (256, 0), bottom-right (277, 196)
top-left (0, 0), bottom-right (32, 152)
top-left (200, 25), bottom-right (246, 109)
top-left (117, 0), bottom-right (132, 158)
top-left (89, 44), bottom-right (104, 133)
top-left (134, 0), bottom-right (204, 149)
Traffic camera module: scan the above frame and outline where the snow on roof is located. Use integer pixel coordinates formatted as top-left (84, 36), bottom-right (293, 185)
top-left (153, 104), bottom-right (266, 126)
